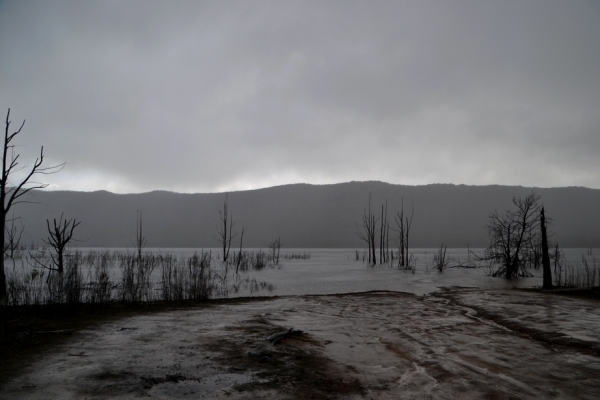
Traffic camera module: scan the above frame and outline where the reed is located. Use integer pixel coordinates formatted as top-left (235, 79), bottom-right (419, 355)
top-left (557, 255), bottom-right (600, 288)
top-left (3, 248), bottom-right (276, 306)
top-left (282, 252), bottom-right (311, 260)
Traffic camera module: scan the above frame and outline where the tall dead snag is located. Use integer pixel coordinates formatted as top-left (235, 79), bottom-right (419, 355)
top-left (393, 198), bottom-right (414, 269)
top-left (133, 209), bottom-right (147, 262)
top-left (405, 200), bottom-right (414, 266)
top-left (370, 211), bottom-right (377, 265)
top-left (482, 193), bottom-right (541, 279)
top-left (541, 207), bottom-right (553, 289)
top-left (215, 193), bottom-right (236, 263)
top-left (380, 201), bottom-right (388, 264)
top-left (43, 215), bottom-right (80, 274)
top-left (235, 227), bottom-right (246, 274)
top-left (357, 194), bottom-right (378, 265)
top-left (0, 109), bottom-right (63, 302)
top-left (394, 205), bottom-right (404, 268)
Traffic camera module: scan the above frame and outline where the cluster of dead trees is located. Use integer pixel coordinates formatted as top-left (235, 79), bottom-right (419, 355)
top-left (214, 193), bottom-right (283, 274)
top-left (356, 190), bottom-right (555, 288)
top-left (357, 194), bottom-right (414, 268)
top-left (0, 108), bottom-right (560, 302)
top-left (0, 107), bottom-right (271, 303)
top-left (0, 109), bottom-right (80, 302)
top-left (480, 192), bottom-right (553, 289)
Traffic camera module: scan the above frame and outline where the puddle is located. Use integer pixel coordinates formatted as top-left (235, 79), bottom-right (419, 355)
top-left (149, 373), bottom-right (252, 399)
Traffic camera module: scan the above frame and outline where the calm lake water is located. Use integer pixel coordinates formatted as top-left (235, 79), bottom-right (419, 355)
top-left (68, 247), bottom-right (594, 297)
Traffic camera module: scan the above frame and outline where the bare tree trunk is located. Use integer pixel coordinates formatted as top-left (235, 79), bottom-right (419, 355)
top-left (541, 207), bottom-right (553, 289)
top-left (400, 211), bottom-right (404, 267)
top-left (386, 224), bottom-right (390, 266)
top-left (134, 209), bottom-right (147, 263)
top-left (44, 215), bottom-right (80, 274)
top-left (380, 204), bottom-right (384, 264)
top-left (371, 214), bottom-right (377, 265)
top-left (216, 194), bottom-right (236, 263)
top-left (4, 216), bottom-right (23, 258)
top-left (235, 227), bottom-right (245, 274)
top-left (405, 200), bottom-right (414, 267)
top-left (394, 201), bottom-right (405, 268)
top-left (0, 109), bottom-right (63, 302)
top-left (0, 215), bottom-right (6, 301)
top-left (379, 200), bottom-right (388, 264)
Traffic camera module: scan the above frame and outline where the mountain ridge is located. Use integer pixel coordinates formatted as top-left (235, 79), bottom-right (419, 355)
top-left (10, 181), bottom-right (600, 249)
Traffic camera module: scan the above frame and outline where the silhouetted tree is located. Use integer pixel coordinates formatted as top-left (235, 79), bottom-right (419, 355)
top-left (393, 198), bottom-right (414, 269)
top-left (541, 207), bottom-right (553, 289)
top-left (42, 214), bottom-right (80, 274)
top-left (269, 236), bottom-right (281, 266)
top-left (215, 193), bottom-right (236, 263)
top-left (132, 209), bottom-right (147, 262)
top-left (0, 109), bottom-right (63, 302)
top-left (380, 201), bottom-right (388, 264)
top-left (235, 227), bottom-right (246, 274)
top-left (4, 215), bottom-right (23, 258)
top-left (482, 193), bottom-right (541, 279)
top-left (357, 194), bottom-right (378, 265)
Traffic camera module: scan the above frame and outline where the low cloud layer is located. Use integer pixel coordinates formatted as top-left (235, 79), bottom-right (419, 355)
top-left (1, 0), bottom-right (599, 193)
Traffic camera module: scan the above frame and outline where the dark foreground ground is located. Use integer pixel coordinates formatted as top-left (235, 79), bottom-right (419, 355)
top-left (1, 288), bottom-right (600, 399)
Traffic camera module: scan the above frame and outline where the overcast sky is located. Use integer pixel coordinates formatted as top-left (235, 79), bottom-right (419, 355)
top-left (1, 0), bottom-right (599, 194)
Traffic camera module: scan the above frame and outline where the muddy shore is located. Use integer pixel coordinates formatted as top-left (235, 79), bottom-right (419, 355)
top-left (2, 288), bottom-right (600, 399)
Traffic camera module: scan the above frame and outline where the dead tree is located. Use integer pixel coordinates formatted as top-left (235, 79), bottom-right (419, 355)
top-left (269, 236), bottom-right (281, 266)
top-left (132, 209), bottom-right (147, 262)
top-left (42, 215), bottom-right (80, 274)
top-left (357, 194), bottom-right (378, 265)
top-left (4, 215), bottom-right (24, 258)
top-left (393, 198), bottom-right (414, 269)
top-left (433, 243), bottom-right (449, 272)
top-left (541, 207), bottom-right (553, 289)
top-left (394, 207), bottom-right (404, 267)
top-left (235, 227), bottom-right (246, 274)
top-left (215, 193), bottom-right (236, 263)
top-left (380, 201), bottom-right (388, 264)
top-left (0, 109), bottom-right (63, 302)
top-left (481, 193), bottom-right (541, 279)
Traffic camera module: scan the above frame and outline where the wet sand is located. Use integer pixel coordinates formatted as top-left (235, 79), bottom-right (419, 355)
top-left (2, 288), bottom-right (600, 399)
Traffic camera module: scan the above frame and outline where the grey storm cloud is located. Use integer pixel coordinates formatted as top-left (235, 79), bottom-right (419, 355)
top-left (0, 0), bottom-right (599, 193)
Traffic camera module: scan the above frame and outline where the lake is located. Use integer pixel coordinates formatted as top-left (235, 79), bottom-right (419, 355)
top-left (63, 246), bottom-right (595, 297)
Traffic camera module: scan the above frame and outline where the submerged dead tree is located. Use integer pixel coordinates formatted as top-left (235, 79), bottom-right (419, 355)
top-left (541, 207), bottom-right (553, 289)
top-left (393, 198), bottom-right (414, 269)
top-left (0, 109), bottom-right (63, 302)
top-left (133, 209), bottom-right (147, 262)
top-left (357, 194), bottom-right (378, 265)
top-left (482, 193), bottom-right (541, 279)
top-left (235, 227), bottom-right (246, 274)
top-left (42, 214), bottom-right (80, 274)
top-left (215, 193), bottom-right (236, 263)
top-left (4, 215), bottom-right (23, 258)
top-left (269, 236), bottom-right (281, 266)
top-left (380, 201), bottom-right (388, 264)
